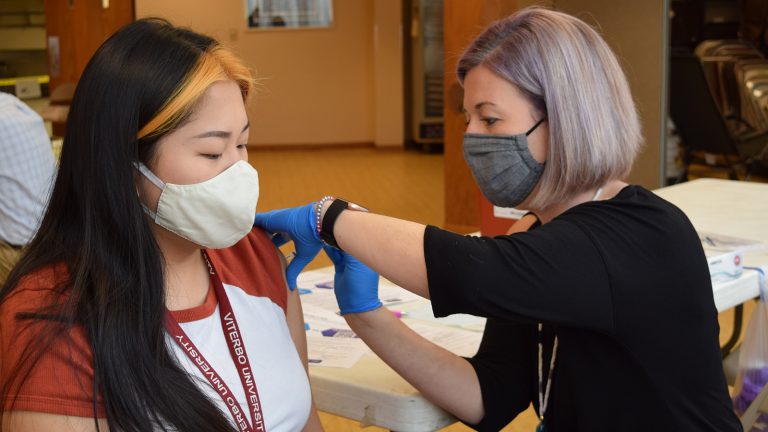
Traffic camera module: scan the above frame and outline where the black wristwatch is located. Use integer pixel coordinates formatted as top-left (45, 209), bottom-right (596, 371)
top-left (319, 198), bottom-right (369, 250)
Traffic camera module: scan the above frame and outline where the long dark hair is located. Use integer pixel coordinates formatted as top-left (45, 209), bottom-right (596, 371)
top-left (1, 18), bottom-right (252, 431)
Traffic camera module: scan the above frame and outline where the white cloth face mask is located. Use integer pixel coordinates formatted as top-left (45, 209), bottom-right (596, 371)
top-left (134, 160), bottom-right (259, 249)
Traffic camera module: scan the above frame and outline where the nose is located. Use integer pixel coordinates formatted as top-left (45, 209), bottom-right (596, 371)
top-left (465, 120), bottom-right (484, 135)
top-left (224, 146), bottom-right (247, 166)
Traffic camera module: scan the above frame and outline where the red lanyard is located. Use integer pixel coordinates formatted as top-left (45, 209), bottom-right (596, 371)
top-left (165, 253), bottom-right (266, 432)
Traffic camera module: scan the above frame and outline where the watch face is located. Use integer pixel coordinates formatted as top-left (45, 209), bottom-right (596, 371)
top-left (347, 202), bottom-right (369, 213)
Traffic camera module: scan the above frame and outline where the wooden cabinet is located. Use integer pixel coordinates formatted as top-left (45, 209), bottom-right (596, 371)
top-left (44, 0), bottom-right (134, 93)
top-left (0, 0), bottom-right (48, 84)
top-left (442, 0), bottom-right (519, 233)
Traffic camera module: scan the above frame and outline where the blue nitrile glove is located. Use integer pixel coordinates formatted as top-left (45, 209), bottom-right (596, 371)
top-left (254, 203), bottom-right (322, 290)
top-left (323, 245), bottom-right (382, 315)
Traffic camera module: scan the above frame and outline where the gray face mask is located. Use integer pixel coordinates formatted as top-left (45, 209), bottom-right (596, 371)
top-left (463, 118), bottom-right (546, 208)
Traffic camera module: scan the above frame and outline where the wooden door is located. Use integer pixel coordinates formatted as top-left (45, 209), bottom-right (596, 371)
top-left (45, 0), bottom-right (134, 93)
top-left (442, 0), bottom-right (519, 233)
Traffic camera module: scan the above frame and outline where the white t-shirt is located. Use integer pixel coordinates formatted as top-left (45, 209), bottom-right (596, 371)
top-left (168, 230), bottom-right (312, 431)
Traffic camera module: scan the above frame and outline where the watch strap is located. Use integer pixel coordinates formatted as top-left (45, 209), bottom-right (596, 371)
top-left (320, 199), bottom-right (349, 249)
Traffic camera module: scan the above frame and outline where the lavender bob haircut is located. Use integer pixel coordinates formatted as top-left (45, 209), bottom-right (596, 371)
top-left (457, 7), bottom-right (642, 209)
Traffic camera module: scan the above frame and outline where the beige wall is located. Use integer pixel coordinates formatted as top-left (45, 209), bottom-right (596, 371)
top-left (554, 0), bottom-right (667, 188)
top-left (136, 0), bottom-right (404, 147)
top-left (373, 0), bottom-right (404, 147)
top-left (134, 0), bottom-right (666, 163)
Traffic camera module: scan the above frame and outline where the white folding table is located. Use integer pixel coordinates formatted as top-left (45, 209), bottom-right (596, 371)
top-left (654, 179), bottom-right (768, 355)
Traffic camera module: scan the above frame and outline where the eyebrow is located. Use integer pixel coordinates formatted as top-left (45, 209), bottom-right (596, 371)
top-left (475, 101), bottom-right (497, 109)
top-left (461, 101), bottom-right (497, 113)
top-left (193, 121), bottom-right (250, 139)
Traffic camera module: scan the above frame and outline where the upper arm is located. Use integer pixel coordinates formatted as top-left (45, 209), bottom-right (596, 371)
top-left (465, 319), bottom-right (537, 430)
top-left (276, 251), bottom-right (309, 367)
top-left (286, 287), bottom-right (309, 367)
top-left (274, 250), bottom-right (325, 431)
top-left (1, 284), bottom-right (102, 422)
top-left (424, 221), bottom-right (614, 332)
top-left (3, 411), bottom-right (108, 432)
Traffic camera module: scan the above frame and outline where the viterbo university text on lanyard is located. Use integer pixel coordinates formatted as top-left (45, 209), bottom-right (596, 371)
top-left (165, 252), bottom-right (266, 431)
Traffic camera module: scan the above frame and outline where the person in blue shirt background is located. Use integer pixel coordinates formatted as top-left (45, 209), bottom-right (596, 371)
top-left (0, 92), bottom-right (55, 282)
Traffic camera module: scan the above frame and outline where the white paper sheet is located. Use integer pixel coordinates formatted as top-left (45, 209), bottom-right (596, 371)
top-left (303, 303), bottom-right (371, 368)
top-left (299, 270), bottom-right (483, 368)
top-left (306, 335), bottom-right (368, 368)
top-left (298, 271), bottom-right (421, 313)
top-left (297, 270), bottom-right (334, 289)
top-left (301, 303), bottom-right (351, 329)
top-left (405, 321), bottom-right (484, 358)
top-left (404, 303), bottom-right (486, 332)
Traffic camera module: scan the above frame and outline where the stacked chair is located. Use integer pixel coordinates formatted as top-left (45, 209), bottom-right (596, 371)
top-left (687, 41), bottom-right (768, 432)
top-left (669, 40), bottom-right (768, 181)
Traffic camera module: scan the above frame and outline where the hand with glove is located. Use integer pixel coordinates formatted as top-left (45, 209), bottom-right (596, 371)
top-left (254, 203), bottom-right (322, 290)
top-left (323, 245), bottom-right (381, 315)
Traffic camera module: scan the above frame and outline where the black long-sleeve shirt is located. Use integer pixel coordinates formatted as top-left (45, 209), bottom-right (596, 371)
top-left (424, 185), bottom-right (741, 431)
